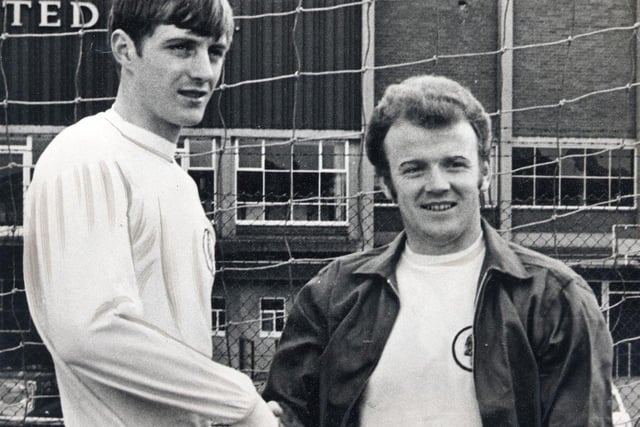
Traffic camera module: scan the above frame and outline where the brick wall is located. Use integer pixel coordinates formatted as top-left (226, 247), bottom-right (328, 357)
top-left (374, 0), bottom-right (637, 139)
top-left (513, 0), bottom-right (636, 137)
top-left (374, 0), bottom-right (498, 116)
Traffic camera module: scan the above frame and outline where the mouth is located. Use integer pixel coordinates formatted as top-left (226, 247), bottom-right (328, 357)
top-left (422, 202), bottom-right (456, 212)
top-left (178, 89), bottom-right (210, 101)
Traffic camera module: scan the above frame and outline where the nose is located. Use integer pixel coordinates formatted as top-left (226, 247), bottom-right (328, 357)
top-left (190, 48), bottom-right (216, 83)
top-left (424, 167), bottom-right (450, 193)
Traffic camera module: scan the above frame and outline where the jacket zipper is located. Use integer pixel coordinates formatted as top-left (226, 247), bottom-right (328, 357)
top-left (339, 277), bottom-right (400, 427)
top-left (472, 270), bottom-right (492, 395)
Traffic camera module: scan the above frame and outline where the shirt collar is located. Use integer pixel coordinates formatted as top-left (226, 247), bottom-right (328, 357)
top-left (354, 219), bottom-right (531, 281)
top-left (103, 108), bottom-right (176, 163)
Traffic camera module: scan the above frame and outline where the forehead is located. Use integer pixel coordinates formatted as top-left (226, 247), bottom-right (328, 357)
top-left (384, 119), bottom-right (479, 161)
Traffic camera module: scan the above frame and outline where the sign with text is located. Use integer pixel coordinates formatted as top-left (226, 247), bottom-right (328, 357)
top-left (1, 1), bottom-right (104, 30)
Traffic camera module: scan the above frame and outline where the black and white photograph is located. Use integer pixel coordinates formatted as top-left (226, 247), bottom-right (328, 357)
top-left (0, 1), bottom-right (635, 426)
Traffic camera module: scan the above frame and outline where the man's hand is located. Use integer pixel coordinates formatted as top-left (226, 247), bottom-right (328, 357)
top-left (267, 400), bottom-right (283, 417)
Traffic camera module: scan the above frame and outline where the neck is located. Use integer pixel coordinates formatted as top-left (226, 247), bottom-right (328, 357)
top-left (113, 85), bottom-right (180, 143)
top-left (406, 226), bottom-right (483, 256)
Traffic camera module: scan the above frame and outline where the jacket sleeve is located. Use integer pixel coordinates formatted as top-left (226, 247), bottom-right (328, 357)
top-left (537, 276), bottom-right (613, 427)
top-left (262, 264), bottom-right (336, 427)
top-left (23, 156), bottom-right (277, 426)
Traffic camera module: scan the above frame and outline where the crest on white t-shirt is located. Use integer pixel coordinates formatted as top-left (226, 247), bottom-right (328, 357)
top-left (452, 325), bottom-right (473, 372)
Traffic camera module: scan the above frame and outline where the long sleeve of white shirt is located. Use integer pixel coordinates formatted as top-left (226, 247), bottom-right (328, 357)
top-left (23, 110), bottom-right (277, 427)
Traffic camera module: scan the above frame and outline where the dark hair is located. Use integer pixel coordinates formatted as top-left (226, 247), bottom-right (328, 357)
top-left (366, 74), bottom-right (492, 180)
top-left (109, 0), bottom-right (234, 54)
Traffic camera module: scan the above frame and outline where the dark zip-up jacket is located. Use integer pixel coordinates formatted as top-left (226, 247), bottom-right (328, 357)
top-left (263, 221), bottom-right (613, 426)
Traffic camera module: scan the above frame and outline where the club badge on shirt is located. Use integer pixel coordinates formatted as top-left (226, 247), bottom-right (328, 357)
top-left (452, 325), bottom-right (473, 372)
top-left (202, 228), bottom-right (215, 275)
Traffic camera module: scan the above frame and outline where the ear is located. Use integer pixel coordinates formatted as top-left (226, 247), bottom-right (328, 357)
top-left (111, 29), bottom-right (137, 69)
top-left (380, 175), bottom-right (397, 202)
top-left (479, 160), bottom-right (491, 192)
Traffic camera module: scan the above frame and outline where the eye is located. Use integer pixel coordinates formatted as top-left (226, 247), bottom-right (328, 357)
top-left (169, 43), bottom-right (193, 57)
top-left (399, 164), bottom-right (423, 176)
top-left (208, 46), bottom-right (227, 62)
top-left (446, 158), bottom-right (469, 170)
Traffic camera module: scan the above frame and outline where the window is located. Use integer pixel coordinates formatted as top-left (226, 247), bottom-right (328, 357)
top-left (260, 297), bottom-right (286, 338)
top-left (0, 139), bottom-right (32, 229)
top-left (0, 279), bottom-right (31, 333)
top-left (177, 138), bottom-right (216, 216)
top-left (236, 138), bottom-right (348, 224)
top-left (512, 146), bottom-right (635, 208)
top-left (211, 296), bottom-right (226, 337)
top-left (606, 281), bottom-right (640, 377)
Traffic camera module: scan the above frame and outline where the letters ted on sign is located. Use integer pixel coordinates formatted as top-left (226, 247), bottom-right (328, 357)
top-left (2, 1), bottom-right (100, 29)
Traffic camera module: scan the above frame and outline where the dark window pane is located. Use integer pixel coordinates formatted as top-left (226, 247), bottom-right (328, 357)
top-left (293, 143), bottom-right (318, 170)
top-left (237, 171), bottom-right (263, 202)
top-left (560, 178), bottom-right (583, 205)
top-left (321, 204), bottom-right (346, 221)
top-left (512, 148), bottom-right (534, 176)
top-left (293, 205), bottom-right (319, 221)
top-left (560, 149), bottom-right (584, 176)
top-left (321, 173), bottom-right (346, 198)
top-left (188, 170), bottom-right (214, 205)
top-left (293, 172), bottom-right (318, 199)
top-left (238, 138), bottom-right (262, 168)
top-left (265, 172), bottom-right (290, 202)
top-left (265, 205), bottom-right (289, 220)
top-left (536, 177), bottom-right (557, 205)
top-left (322, 141), bottom-right (346, 169)
top-left (612, 149), bottom-right (634, 177)
top-left (262, 298), bottom-right (283, 310)
top-left (189, 139), bottom-right (214, 168)
top-left (262, 312), bottom-right (275, 332)
top-left (586, 150), bottom-right (609, 177)
top-left (0, 154), bottom-right (23, 226)
top-left (0, 290), bottom-right (30, 332)
top-left (219, 312), bottom-right (226, 330)
top-left (612, 179), bottom-right (635, 207)
top-left (586, 178), bottom-right (609, 205)
top-left (535, 148), bottom-right (558, 176)
top-left (237, 205), bottom-right (264, 221)
top-left (512, 177), bottom-right (533, 204)
top-left (265, 142), bottom-right (290, 170)
top-left (212, 297), bottom-right (225, 309)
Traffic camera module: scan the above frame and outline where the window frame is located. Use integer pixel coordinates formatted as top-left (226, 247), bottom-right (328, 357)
top-left (176, 137), bottom-right (217, 216)
top-left (601, 280), bottom-right (640, 377)
top-left (259, 296), bottom-right (286, 339)
top-left (235, 137), bottom-right (350, 226)
top-left (510, 141), bottom-right (636, 210)
top-left (211, 296), bottom-right (226, 337)
top-left (0, 137), bottom-right (32, 236)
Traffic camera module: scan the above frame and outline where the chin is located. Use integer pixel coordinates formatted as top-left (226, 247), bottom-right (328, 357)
top-left (177, 114), bottom-right (206, 127)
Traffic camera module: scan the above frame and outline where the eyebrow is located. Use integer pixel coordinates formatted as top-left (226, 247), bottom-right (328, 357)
top-left (163, 34), bottom-right (228, 48)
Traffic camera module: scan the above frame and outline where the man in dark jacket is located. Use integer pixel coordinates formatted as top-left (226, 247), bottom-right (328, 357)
top-left (262, 74), bottom-right (613, 427)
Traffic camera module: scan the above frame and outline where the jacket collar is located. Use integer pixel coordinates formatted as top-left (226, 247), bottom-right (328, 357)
top-left (353, 231), bottom-right (407, 280)
top-left (354, 219), bottom-right (531, 281)
top-left (480, 220), bottom-right (531, 280)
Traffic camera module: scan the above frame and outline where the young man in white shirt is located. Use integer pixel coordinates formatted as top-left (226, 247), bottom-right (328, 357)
top-left (263, 75), bottom-right (613, 426)
top-left (23, 1), bottom-right (279, 425)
